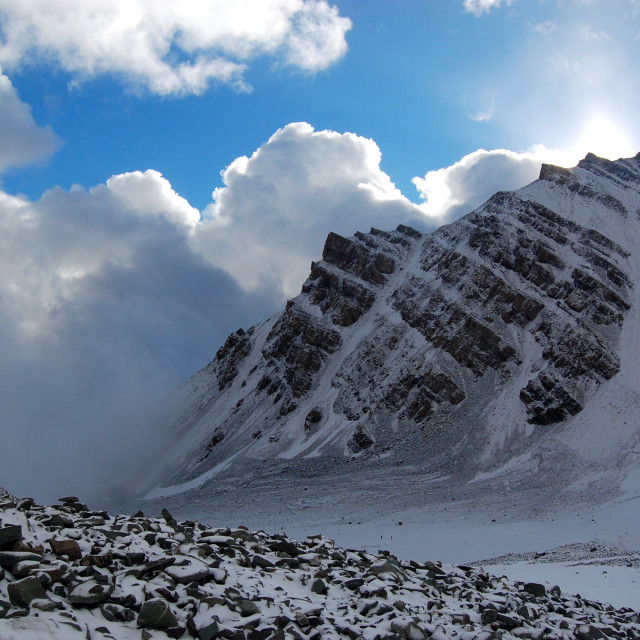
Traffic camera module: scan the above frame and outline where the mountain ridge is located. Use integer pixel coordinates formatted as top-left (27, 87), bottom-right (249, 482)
top-left (143, 152), bottom-right (640, 519)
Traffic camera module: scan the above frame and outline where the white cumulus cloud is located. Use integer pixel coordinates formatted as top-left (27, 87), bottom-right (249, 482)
top-left (0, 70), bottom-right (58, 171)
top-left (412, 146), bottom-right (570, 224)
top-left (196, 122), bottom-right (425, 297)
top-left (0, 171), bottom-right (278, 501)
top-left (0, 0), bottom-right (352, 96)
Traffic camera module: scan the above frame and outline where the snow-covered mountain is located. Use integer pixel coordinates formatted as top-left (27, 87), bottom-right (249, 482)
top-left (146, 153), bottom-right (640, 518)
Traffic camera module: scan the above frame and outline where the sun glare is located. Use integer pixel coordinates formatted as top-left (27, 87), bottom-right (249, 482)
top-left (573, 116), bottom-right (635, 162)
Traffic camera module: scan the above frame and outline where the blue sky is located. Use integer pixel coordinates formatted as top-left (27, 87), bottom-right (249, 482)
top-left (1, 0), bottom-right (639, 499)
top-left (4, 0), bottom-right (638, 210)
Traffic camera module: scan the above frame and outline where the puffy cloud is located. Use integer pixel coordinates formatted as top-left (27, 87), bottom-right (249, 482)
top-left (196, 122), bottom-right (425, 297)
top-left (0, 71), bottom-right (58, 171)
top-left (104, 170), bottom-right (200, 227)
top-left (0, 0), bottom-right (352, 96)
top-left (0, 171), bottom-right (279, 502)
top-left (463, 0), bottom-right (515, 16)
top-left (412, 146), bottom-right (570, 224)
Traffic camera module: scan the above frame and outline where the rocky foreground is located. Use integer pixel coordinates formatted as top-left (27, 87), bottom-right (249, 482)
top-left (1, 493), bottom-right (639, 639)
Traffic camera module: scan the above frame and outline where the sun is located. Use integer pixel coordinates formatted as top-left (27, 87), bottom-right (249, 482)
top-left (573, 115), bottom-right (635, 161)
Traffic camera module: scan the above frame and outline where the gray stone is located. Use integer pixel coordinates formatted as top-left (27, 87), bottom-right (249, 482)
top-left (390, 621), bottom-right (429, 640)
top-left (50, 538), bottom-right (82, 560)
top-left (343, 578), bottom-right (365, 591)
top-left (251, 554), bottom-right (274, 569)
top-left (31, 598), bottom-right (57, 612)
top-left (524, 582), bottom-right (546, 597)
top-left (268, 539), bottom-right (301, 556)
top-left (101, 603), bottom-right (135, 623)
top-left (16, 498), bottom-right (34, 511)
top-left (66, 502), bottom-right (89, 513)
top-left (138, 556), bottom-right (176, 577)
top-left (211, 568), bottom-right (227, 584)
top-left (46, 513), bottom-right (74, 528)
top-left (7, 576), bottom-right (47, 607)
top-left (0, 525), bottom-right (22, 550)
top-left (0, 551), bottom-right (41, 568)
top-left (238, 599), bottom-right (261, 617)
top-left (197, 620), bottom-right (220, 640)
top-left (311, 578), bottom-right (327, 595)
top-left (369, 559), bottom-right (406, 582)
top-left (164, 561), bottom-right (211, 584)
top-left (481, 608), bottom-right (499, 624)
top-left (68, 580), bottom-right (115, 605)
top-left (138, 598), bottom-right (179, 629)
top-left (12, 559), bottom-right (42, 578)
top-left (574, 625), bottom-right (608, 640)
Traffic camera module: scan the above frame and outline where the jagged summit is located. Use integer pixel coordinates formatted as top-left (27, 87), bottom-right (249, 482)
top-left (147, 154), bottom-right (640, 514)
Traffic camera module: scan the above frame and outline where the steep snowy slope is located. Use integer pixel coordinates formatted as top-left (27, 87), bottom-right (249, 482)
top-left (146, 153), bottom-right (640, 514)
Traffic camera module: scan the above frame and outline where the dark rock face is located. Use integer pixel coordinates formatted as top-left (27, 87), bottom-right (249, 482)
top-left (262, 306), bottom-right (342, 399)
top-left (302, 261), bottom-right (375, 327)
top-left (214, 329), bottom-right (253, 391)
top-left (163, 153), bottom-right (638, 488)
top-left (323, 230), bottom-right (397, 286)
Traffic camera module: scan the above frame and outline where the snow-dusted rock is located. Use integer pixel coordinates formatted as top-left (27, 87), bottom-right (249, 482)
top-left (2, 495), bottom-right (640, 638)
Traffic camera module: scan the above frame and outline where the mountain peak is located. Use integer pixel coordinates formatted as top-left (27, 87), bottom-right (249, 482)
top-left (147, 154), bottom-right (640, 518)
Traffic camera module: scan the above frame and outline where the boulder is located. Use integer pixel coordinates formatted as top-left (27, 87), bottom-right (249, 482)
top-left (0, 525), bottom-right (22, 550)
top-left (137, 598), bottom-right (179, 629)
top-left (311, 578), bottom-right (327, 595)
top-left (238, 599), bottom-right (261, 617)
top-left (164, 560), bottom-right (212, 584)
top-left (343, 578), bottom-right (365, 591)
top-left (524, 582), bottom-right (547, 597)
top-left (369, 559), bottom-right (406, 582)
top-left (50, 538), bottom-right (82, 560)
top-left (11, 560), bottom-right (41, 578)
top-left (7, 576), bottom-right (47, 607)
top-left (195, 620), bottom-right (219, 640)
top-left (251, 555), bottom-right (274, 570)
top-left (46, 513), bottom-right (74, 528)
top-left (101, 603), bottom-right (136, 623)
top-left (31, 598), bottom-right (57, 612)
top-left (16, 498), bottom-right (34, 511)
top-left (0, 551), bottom-right (42, 569)
top-left (390, 620), bottom-right (429, 640)
top-left (68, 580), bottom-right (115, 605)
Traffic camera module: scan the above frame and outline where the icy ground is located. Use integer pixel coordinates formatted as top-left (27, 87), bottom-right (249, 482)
top-left (3, 494), bottom-right (640, 640)
top-left (123, 459), bottom-right (640, 614)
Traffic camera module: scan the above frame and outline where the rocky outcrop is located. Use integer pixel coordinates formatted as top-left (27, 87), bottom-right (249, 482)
top-left (2, 496), bottom-right (640, 639)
